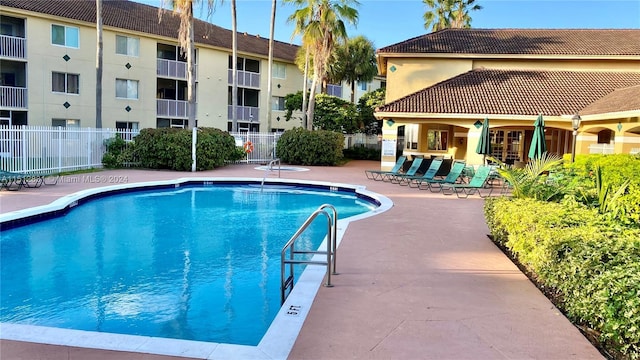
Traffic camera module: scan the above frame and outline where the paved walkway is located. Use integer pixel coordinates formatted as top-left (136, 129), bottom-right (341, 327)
top-left (0, 161), bottom-right (602, 359)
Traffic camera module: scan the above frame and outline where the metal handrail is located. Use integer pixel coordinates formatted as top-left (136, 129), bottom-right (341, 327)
top-left (280, 204), bottom-right (338, 304)
top-left (260, 158), bottom-right (280, 192)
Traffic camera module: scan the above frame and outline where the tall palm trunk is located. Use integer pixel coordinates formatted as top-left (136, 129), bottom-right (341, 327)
top-left (231, 0), bottom-right (238, 132)
top-left (300, 46), bottom-right (309, 128)
top-left (186, 3), bottom-right (196, 129)
top-left (266, 0), bottom-right (276, 132)
top-left (95, 0), bottom-right (103, 128)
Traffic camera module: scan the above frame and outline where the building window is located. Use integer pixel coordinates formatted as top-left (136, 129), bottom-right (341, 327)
top-left (52, 72), bottom-right (79, 94)
top-left (52, 118), bottom-right (80, 128)
top-left (116, 35), bottom-right (139, 56)
top-left (229, 56), bottom-right (260, 73)
top-left (360, 81), bottom-right (367, 91)
top-left (326, 84), bottom-right (342, 98)
top-left (116, 79), bottom-right (138, 99)
top-left (272, 96), bottom-right (285, 111)
top-left (427, 129), bottom-right (448, 151)
top-left (115, 121), bottom-right (139, 130)
top-left (51, 24), bottom-right (79, 48)
top-left (273, 62), bottom-right (286, 78)
top-left (157, 118), bottom-right (188, 128)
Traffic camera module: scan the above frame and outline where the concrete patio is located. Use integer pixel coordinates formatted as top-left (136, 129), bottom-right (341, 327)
top-left (0, 160), bottom-right (603, 359)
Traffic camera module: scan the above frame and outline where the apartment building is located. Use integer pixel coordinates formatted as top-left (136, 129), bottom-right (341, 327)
top-left (0, 0), bottom-right (308, 132)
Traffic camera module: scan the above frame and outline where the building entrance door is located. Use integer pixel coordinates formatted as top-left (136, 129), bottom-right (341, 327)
top-left (490, 130), bottom-right (523, 164)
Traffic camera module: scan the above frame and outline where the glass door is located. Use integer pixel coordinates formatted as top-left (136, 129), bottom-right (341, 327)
top-left (490, 130), bottom-right (523, 164)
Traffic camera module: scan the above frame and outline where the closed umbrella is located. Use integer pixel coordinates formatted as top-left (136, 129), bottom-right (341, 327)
top-left (475, 117), bottom-right (491, 164)
top-left (528, 113), bottom-right (547, 160)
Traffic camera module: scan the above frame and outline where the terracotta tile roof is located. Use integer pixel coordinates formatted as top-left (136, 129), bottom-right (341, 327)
top-left (378, 29), bottom-right (640, 56)
top-left (376, 69), bottom-right (640, 117)
top-left (580, 85), bottom-right (640, 115)
top-left (1, 0), bottom-right (299, 62)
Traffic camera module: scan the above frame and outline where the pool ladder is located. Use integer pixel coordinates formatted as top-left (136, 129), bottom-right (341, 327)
top-left (261, 158), bottom-right (281, 192)
top-left (280, 204), bottom-right (338, 305)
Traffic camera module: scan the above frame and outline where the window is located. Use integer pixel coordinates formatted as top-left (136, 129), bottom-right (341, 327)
top-left (116, 35), bottom-right (139, 56)
top-left (326, 84), bottom-right (342, 97)
top-left (52, 72), bottom-right (79, 94)
top-left (272, 96), bottom-right (285, 111)
top-left (229, 56), bottom-right (260, 73)
top-left (427, 129), bottom-right (448, 151)
top-left (157, 118), bottom-right (188, 128)
top-left (273, 63), bottom-right (286, 78)
top-left (116, 79), bottom-right (138, 99)
top-left (51, 24), bottom-right (79, 48)
top-left (360, 81), bottom-right (368, 91)
top-left (115, 121), bottom-right (139, 130)
top-left (52, 118), bottom-right (80, 128)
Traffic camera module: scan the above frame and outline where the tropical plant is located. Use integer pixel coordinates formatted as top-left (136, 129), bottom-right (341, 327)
top-left (285, 0), bottom-right (359, 130)
top-left (357, 87), bottom-right (385, 134)
top-left (422, 0), bottom-right (482, 31)
top-left (327, 35), bottom-right (377, 103)
top-left (489, 152), bottom-right (564, 200)
top-left (159, 0), bottom-right (220, 129)
top-left (313, 94), bottom-right (358, 132)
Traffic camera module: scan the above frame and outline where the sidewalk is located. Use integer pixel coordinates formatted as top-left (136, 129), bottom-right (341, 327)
top-left (0, 161), bottom-right (602, 359)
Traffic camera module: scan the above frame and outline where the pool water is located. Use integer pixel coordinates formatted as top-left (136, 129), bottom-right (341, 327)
top-left (0, 184), bottom-right (376, 345)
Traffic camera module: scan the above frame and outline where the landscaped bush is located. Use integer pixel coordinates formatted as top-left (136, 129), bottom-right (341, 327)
top-left (112, 127), bottom-right (243, 171)
top-left (485, 197), bottom-right (640, 359)
top-left (275, 127), bottom-right (344, 166)
top-left (343, 145), bottom-right (380, 160)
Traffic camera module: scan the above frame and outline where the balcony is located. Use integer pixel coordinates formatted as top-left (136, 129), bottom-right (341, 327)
top-left (228, 105), bottom-right (259, 122)
top-left (0, 35), bottom-right (26, 59)
top-left (157, 59), bottom-right (197, 80)
top-left (157, 99), bottom-right (195, 118)
top-left (0, 86), bottom-right (27, 109)
top-left (228, 70), bottom-right (260, 88)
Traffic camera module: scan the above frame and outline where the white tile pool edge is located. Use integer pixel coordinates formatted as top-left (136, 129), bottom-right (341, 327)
top-left (0, 177), bottom-right (393, 360)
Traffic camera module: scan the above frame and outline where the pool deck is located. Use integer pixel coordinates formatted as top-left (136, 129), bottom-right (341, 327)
top-left (0, 161), bottom-right (603, 360)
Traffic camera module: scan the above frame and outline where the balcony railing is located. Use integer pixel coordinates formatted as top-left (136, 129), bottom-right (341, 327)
top-left (0, 35), bottom-right (26, 59)
top-left (228, 69), bottom-right (260, 88)
top-left (157, 59), bottom-right (197, 79)
top-left (0, 86), bottom-right (27, 109)
top-left (157, 99), bottom-right (196, 118)
top-left (228, 105), bottom-right (259, 122)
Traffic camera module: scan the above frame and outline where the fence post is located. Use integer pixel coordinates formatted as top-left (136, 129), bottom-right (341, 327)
top-left (191, 126), bottom-right (197, 172)
top-left (20, 125), bottom-right (26, 172)
top-left (87, 128), bottom-right (92, 169)
top-left (58, 126), bottom-right (62, 172)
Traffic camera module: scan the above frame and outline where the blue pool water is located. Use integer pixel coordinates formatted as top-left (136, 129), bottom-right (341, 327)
top-left (0, 184), bottom-right (376, 345)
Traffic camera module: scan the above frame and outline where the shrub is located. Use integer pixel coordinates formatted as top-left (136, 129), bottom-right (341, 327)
top-left (101, 134), bottom-right (127, 168)
top-left (485, 197), bottom-right (640, 358)
top-left (275, 127), bottom-right (344, 166)
top-left (343, 145), bottom-right (380, 160)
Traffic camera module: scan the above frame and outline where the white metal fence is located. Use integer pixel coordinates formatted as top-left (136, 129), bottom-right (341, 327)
top-left (230, 131), bottom-right (281, 164)
top-left (0, 126), bottom-right (139, 174)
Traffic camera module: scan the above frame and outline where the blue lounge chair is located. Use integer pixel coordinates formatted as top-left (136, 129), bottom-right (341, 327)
top-left (418, 160), bottom-right (466, 192)
top-left (395, 158), bottom-right (443, 187)
top-left (442, 165), bottom-right (494, 198)
top-left (389, 157), bottom-right (424, 184)
top-left (0, 170), bottom-right (27, 191)
top-left (365, 156), bottom-right (407, 181)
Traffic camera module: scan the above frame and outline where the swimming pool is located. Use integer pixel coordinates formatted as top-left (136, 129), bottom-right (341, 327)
top-left (0, 178), bottom-right (392, 359)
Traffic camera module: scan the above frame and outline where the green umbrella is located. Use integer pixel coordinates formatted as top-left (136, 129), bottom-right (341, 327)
top-left (475, 117), bottom-right (491, 163)
top-left (528, 113), bottom-right (547, 159)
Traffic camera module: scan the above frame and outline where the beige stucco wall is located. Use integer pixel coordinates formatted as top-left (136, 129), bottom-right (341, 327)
top-left (384, 58), bottom-right (472, 103)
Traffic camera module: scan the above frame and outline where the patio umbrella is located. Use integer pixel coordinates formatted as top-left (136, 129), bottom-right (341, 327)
top-left (475, 117), bottom-right (491, 164)
top-left (528, 113), bottom-right (547, 160)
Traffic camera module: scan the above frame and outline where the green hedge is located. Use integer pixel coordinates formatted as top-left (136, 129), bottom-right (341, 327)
top-left (343, 145), bottom-right (381, 160)
top-left (275, 127), bottom-right (344, 166)
top-left (485, 197), bottom-right (640, 358)
top-left (103, 128), bottom-right (244, 171)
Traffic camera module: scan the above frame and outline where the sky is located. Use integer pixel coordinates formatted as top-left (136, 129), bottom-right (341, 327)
top-left (136, 0), bottom-right (640, 48)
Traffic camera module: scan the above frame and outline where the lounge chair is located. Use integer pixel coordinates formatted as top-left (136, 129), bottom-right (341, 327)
top-left (0, 170), bottom-right (28, 191)
top-left (442, 165), bottom-right (494, 198)
top-left (417, 160), bottom-right (466, 192)
top-left (389, 157), bottom-right (424, 184)
top-left (364, 156), bottom-right (407, 181)
top-left (395, 158), bottom-right (443, 187)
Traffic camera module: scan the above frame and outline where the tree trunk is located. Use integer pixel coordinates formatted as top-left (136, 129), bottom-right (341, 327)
top-left (350, 81), bottom-right (355, 103)
top-left (231, 0), bottom-right (238, 132)
top-left (301, 47), bottom-right (309, 128)
top-left (95, 0), bottom-right (103, 128)
top-left (266, 0), bottom-right (276, 133)
top-left (306, 74), bottom-right (319, 131)
top-left (186, 3), bottom-right (196, 129)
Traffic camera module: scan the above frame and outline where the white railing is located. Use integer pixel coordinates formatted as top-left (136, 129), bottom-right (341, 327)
top-left (0, 126), bottom-right (139, 174)
top-left (588, 143), bottom-right (615, 154)
top-left (156, 58), bottom-right (197, 79)
top-left (0, 34), bottom-right (26, 59)
top-left (230, 131), bottom-right (281, 164)
top-left (0, 86), bottom-right (27, 109)
top-left (344, 133), bottom-right (381, 149)
top-left (228, 105), bottom-right (259, 122)
top-left (228, 69), bottom-right (261, 88)
top-left (157, 99), bottom-right (192, 118)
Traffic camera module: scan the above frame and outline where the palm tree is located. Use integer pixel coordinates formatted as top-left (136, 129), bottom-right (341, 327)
top-left (230, 0), bottom-right (238, 132)
top-left (96, 0), bottom-right (103, 128)
top-left (266, 0), bottom-right (277, 132)
top-left (285, 0), bottom-right (359, 130)
top-left (327, 35), bottom-right (377, 103)
top-left (422, 0), bottom-right (481, 31)
top-left (159, 0), bottom-right (220, 129)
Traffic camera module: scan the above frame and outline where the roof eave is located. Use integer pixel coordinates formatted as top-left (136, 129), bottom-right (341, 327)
top-left (374, 52), bottom-right (640, 60)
